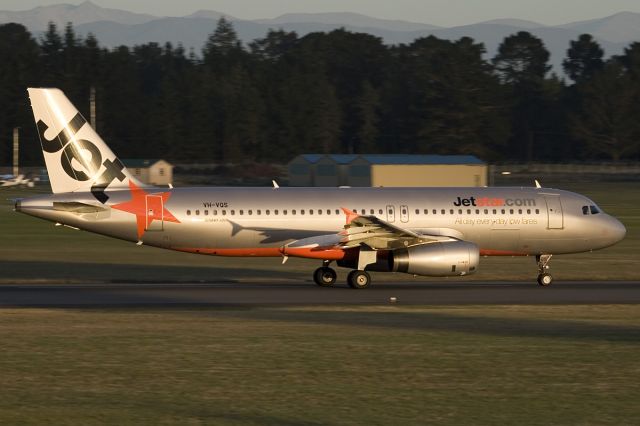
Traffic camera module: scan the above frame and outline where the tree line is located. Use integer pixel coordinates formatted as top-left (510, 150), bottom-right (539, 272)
top-left (1, 18), bottom-right (639, 166)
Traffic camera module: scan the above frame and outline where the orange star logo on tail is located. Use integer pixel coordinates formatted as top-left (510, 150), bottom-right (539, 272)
top-left (112, 181), bottom-right (180, 239)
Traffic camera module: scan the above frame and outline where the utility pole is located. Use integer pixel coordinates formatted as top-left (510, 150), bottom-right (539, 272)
top-left (13, 127), bottom-right (19, 177)
top-left (90, 86), bottom-right (96, 130)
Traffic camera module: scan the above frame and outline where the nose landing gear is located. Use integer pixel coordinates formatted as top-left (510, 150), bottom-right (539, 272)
top-left (536, 254), bottom-right (553, 286)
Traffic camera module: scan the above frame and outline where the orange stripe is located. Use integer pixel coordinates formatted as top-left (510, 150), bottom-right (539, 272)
top-left (173, 246), bottom-right (347, 260)
top-left (175, 246), bottom-right (528, 258)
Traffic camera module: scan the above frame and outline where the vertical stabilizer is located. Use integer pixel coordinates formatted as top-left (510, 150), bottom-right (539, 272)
top-left (28, 88), bottom-right (137, 203)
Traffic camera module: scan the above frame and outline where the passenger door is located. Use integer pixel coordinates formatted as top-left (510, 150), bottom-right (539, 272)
top-left (544, 196), bottom-right (564, 229)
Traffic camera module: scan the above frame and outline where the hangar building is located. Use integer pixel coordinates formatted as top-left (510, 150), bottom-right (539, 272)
top-left (288, 154), bottom-right (487, 187)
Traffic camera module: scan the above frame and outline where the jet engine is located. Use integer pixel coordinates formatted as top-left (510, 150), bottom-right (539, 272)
top-left (389, 241), bottom-right (479, 277)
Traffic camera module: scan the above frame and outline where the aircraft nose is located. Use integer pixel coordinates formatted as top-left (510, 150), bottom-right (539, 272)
top-left (609, 217), bottom-right (626, 243)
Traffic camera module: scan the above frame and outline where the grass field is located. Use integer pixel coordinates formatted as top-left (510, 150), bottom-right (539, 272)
top-left (0, 305), bottom-right (639, 425)
top-left (1, 182), bottom-right (638, 283)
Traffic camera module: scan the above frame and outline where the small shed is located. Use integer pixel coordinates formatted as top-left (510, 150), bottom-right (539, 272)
top-left (122, 159), bottom-right (173, 185)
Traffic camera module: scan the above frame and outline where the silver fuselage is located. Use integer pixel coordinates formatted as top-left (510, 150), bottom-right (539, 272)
top-left (16, 186), bottom-right (626, 257)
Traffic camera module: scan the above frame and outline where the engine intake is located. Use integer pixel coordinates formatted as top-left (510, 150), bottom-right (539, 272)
top-left (389, 241), bottom-right (479, 277)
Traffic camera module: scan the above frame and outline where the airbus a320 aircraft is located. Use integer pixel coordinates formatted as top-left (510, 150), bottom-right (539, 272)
top-left (15, 88), bottom-right (626, 288)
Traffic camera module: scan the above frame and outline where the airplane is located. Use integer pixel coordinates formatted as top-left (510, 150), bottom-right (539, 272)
top-left (15, 88), bottom-right (626, 288)
top-left (1, 174), bottom-right (34, 188)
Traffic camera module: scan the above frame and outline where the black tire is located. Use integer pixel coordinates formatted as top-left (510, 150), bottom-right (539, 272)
top-left (313, 267), bottom-right (337, 287)
top-left (347, 270), bottom-right (371, 289)
top-left (537, 273), bottom-right (553, 286)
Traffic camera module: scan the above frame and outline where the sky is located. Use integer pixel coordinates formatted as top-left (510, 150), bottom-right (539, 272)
top-left (2, 0), bottom-right (640, 26)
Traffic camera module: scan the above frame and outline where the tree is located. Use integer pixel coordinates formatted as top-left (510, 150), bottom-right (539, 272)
top-left (0, 24), bottom-right (41, 165)
top-left (569, 61), bottom-right (640, 160)
top-left (563, 34), bottom-right (604, 83)
top-left (202, 17), bottom-right (244, 71)
top-left (355, 80), bottom-right (381, 153)
top-left (493, 31), bottom-right (551, 86)
top-left (493, 32), bottom-right (552, 160)
top-left (249, 29), bottom-right (298, 62)
top-left (386, 36), bottom-right (509, 158)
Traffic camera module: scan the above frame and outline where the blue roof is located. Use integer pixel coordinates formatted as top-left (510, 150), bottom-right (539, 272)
top-left (328, 154), bottom-right (359, 164)
top-left (360, 154), bottom-right (484, 165)
top-left (300, 154), bottom-right (325, 164)
top-left (300, 154), bottom-right (359, 164)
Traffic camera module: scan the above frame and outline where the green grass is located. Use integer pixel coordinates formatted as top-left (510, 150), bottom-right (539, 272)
top-left (0, 305), bottom-right (638, 425)
top-left (1, 183), bottom-right (638, 282)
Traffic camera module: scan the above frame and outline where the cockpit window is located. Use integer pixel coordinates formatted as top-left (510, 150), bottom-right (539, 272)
top-left (583, 205), bottom-right (601, 215)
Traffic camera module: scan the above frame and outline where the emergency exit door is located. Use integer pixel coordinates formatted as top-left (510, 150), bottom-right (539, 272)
top-left (386, 205), bottom-right (395, 223)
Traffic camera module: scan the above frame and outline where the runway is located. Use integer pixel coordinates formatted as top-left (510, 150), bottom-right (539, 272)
top-left (1, 280), bottom-right (640, 306)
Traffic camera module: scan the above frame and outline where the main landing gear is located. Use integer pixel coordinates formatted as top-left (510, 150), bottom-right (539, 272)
top-left (536, 254), bottom-right (553, 286)
top-left (313, 262), bottom-right (337, 287)
top-left (312, 261), bottom-right (371, 289)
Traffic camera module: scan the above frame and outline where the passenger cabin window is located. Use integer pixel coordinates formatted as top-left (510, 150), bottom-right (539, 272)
top-left (187, 210), bottom-right (191, 215)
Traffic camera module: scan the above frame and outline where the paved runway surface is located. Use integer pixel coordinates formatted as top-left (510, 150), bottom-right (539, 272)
top-left (1, 280), bottom-right (640, 306)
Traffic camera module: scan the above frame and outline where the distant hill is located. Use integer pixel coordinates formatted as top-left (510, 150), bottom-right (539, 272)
top-left (2, 1), bottom-right (639, 74)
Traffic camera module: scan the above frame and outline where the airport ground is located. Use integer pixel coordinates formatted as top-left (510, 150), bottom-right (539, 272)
top-left (0, 182), bottom-right (639, 424)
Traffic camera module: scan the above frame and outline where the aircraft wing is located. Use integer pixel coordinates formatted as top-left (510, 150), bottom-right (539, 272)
top-left (285, 210), bottom-right (456, 253)
top-left (337, 214), bottom-right (454, 250)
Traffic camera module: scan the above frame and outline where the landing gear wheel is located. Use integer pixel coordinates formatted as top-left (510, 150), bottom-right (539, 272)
top-left (313, 267), bottom-right (337, 287)
top-left (536, 254), bottom-right (553, 287)
top-left (537, 273), bottom-right (553, 286)
top-left (347, 270), bottom-right (371, 289)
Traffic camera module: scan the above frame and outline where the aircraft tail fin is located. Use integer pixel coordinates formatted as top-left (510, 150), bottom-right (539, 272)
top-left (27, 88), bottom-right (138, 203)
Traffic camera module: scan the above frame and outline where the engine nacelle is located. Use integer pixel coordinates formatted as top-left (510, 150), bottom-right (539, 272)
top-left (389, 241), bottom-right (479, 277)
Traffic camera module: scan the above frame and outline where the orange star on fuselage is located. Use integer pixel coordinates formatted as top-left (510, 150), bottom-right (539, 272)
top-left (112, 181), bottom-right (180, 239)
